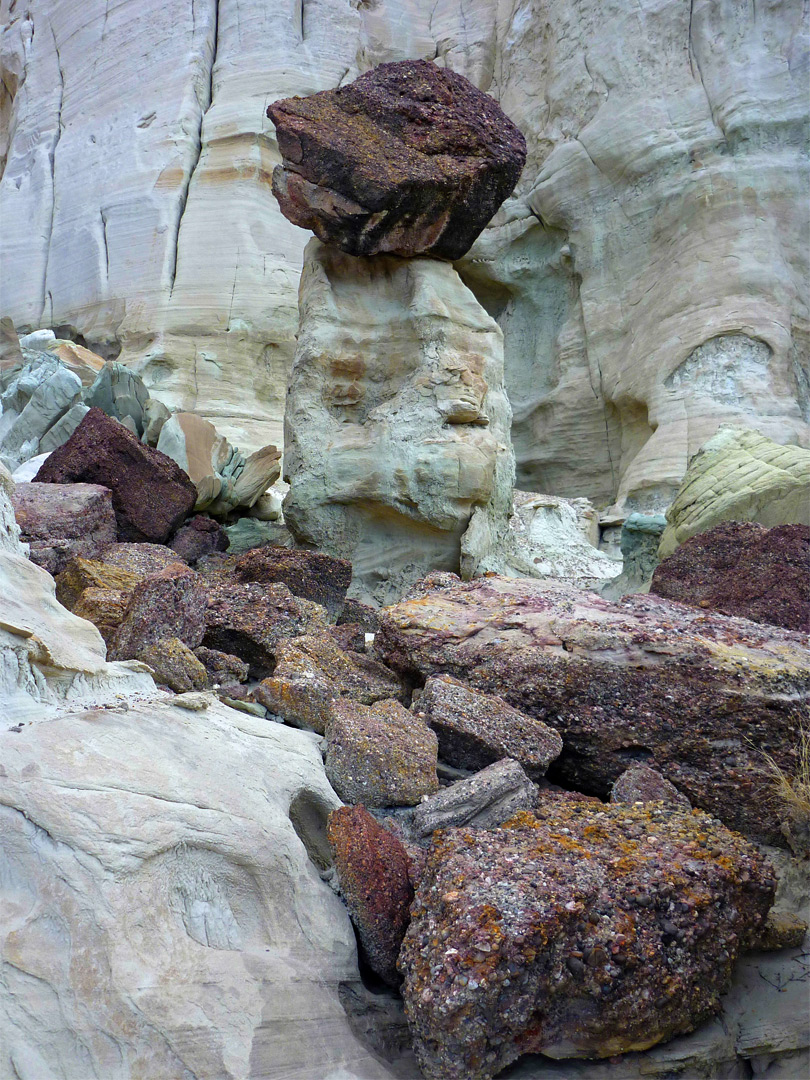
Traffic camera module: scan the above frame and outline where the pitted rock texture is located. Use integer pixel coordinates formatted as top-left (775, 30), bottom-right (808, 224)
top-left (325, 699), bottom-right (439, 809)
top-left (411, 758), bottom-right (538, 839)
top-left (193, 646), bottom-right (249, 687)
top-left (34, 408), bottom-right (197, 543)
top-left (71, 586), bottom-right (129, 649)
top-left (650, 521), bottom-right (810, 632)
top-left (610, 764), bottom-right (692, 811)
top-left (100, 541), bottom-right (185, 578)
top-left (267, 59), bottom-right (526, 260)
top-left (109, 563), bottom-right (208, 660)
top-left (376, 573), bottom-right (810, 846)
top-left (413, 674), bottom-right (562, 779)
top-left (233, 545), bottom-right (352, 620)
top-left (202, 581), bottom-right (328, 679)
top-left (399, 802), bottom-right (776, 1080)
top-left (328, 805), bottom-right (413, 987)
top-left (10, 481), bottom-right (117, 576)
top-left (254, 630), bottom-right (404, 734)
top-left (283, 239), bottom-right (514, 606)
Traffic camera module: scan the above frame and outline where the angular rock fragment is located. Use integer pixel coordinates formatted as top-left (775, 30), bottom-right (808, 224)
top-left (137, 637), bottom-right (209, 693)
top-left (254, 630), bottom-right (404, 734)
top-left (413, 674), bottom-right (562, 778)
top-left (202, 581), bottom-right (328, 679)
top-left (72, 587), bottom-right (129, 649)
top-left (234, 545), bottom-right (351, 620)
top-left (325, 699), bottom-right (439, 808)
top-left (377, 573), bottom-right (810, 845)
top-left (412, 758), bottom-right (538, 838)
top-left (55, 555), bottom-right (139, 611)
top-left (170, 514), bottom-right (230, 565)
top-left (267, 59), bottom-right (526, 260)
top-left (193, 646), bottom-right (249, 687)
top-left (650, 521), bottom-right (810, 632)
top-left (338, 598), bottom-right (380, 634)
top-left (328, 805), bottom-right (413, 987)
top-left (34, 407), bottom-right (197, 542)
top-left (399, 801), bottom-right (776, 1080)
top-left (11, 481), bottom-right (117, 576)
top-left (610, 764), bottom-right (691, 810)
top-left (110, 564), bottom-right (208, 660)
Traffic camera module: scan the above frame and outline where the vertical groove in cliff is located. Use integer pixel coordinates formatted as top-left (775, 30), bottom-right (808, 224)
top-left (169, 0), bottom-right (219, 297)
top-left (39, 20), bottom-right (64, 326)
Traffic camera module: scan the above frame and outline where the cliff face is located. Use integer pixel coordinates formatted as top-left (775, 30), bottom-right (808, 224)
top-left (1, 0), bottom-right (807, 508)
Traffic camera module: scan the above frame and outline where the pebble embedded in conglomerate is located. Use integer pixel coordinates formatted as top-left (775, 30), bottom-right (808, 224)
top-left (412, 674), bottom-right (562, 778)
top-left (611, 763), bottom-right (692, 810)
top-left (398, 800), bottom-right (776, 1080)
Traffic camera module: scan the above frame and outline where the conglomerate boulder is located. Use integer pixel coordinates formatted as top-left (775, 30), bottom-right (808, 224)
top-left (267, 59), bottom-right (526, 260)
top-left (10, 481), bottom-right (117, 575)
top-left (376, 573), bottom-right (810, 846)
top-left (399, 802), bottom-right (776, 1080)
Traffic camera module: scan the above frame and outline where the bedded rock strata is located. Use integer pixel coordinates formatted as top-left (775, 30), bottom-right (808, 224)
top-left (267, 59), bottom-right (526, 261)
top-left (376, 574), bottom-right (810, 846)
top-left (399, 802), bottom-right (777, 1080)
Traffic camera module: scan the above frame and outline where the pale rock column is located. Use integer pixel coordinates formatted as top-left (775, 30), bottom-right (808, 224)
top-left (283, 240), bottom-right (515, 606)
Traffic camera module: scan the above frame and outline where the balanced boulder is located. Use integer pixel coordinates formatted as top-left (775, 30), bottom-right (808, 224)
top-left (267, 59), bottom-right (526, 260)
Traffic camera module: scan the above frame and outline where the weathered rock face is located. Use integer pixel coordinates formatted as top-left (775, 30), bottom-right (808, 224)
top-left (267, 59), bottom-right (526, 260)
top-left (651, 521), bottom-right (810, 632)
top-left (109, 563), bottom-right (209, 661)
top-left (137, 636), bottom-right (209, 692)
top-left (284, 239), bottom-right (514, 605)
top-left (659, 427), bottom-right (810, 558)
top-left (411, 758), bottom-right (539, 838)
top-left (10, 481), bottom-right (117, 575)
top-left (233, 545), bottom-right (351, 620)
top-left (599, 512), bottom-right (667, 602)
top-left (169, 514), bottom-right (230, 564)
top-left (610, 764), bottom-right (692, 811)
top-left (328, 805), bottom-right (414, 987)
top-left (376, 573), bottom-right (810, 846)
top-left (399, 802), bottom-right (776, 1080)
top-left (34, 408), bottom-right (197, 542)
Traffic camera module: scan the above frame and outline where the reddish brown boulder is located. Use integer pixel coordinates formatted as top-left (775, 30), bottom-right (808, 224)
top-left (611, 763), bottom-right (691, 810)
top-left (202, 581), bottom-right (328, 679)
top-left (399, 801), bottom-right (776, 1080)
top-left (170, 515), bottom-right (229, 564)
top-left (413, 674), bottom-right (562, 778)
top-left (11, 481), bottom-right (117, 576)
top-left (327, 805), bottom-right (413, 987)
top-left (267, 59), bottom-right (526, 260)
top-left (34, 407), bottom-right (197, 543)
top-left (100, 542), bottom-right (184, 578)
top-left (233, 546), bottom-right (351, 620)
top-left (193, 646), bottom-right (249, 687)
top-left (650, 521), bottom-right (810, 632)
top-left (109, 564), bottom-right (208, 660)
top-left (376, 573), bottom-right (810, 846)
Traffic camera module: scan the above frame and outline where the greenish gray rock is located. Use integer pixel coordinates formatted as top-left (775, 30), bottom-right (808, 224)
top-left (599, 513), bottom-right (667, 600)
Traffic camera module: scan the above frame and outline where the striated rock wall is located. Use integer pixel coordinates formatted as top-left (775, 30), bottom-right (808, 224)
top-left (1, 0), bottom-right (807, 507)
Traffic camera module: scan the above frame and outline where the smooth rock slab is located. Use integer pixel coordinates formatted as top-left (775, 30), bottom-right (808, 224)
top-left (325, 699), bottom-right (439, 809)
top-left (650, 521), bottom-right (810, 632)
top-left (328, 805), bottom-right (413, 987)
top-left (376, 573), bottom-right (810, 846)
top-left (254, 631), bottom-right (404, 734)
top-left (267, 59), bottom-right (526, 260)
top-left (399, 802), bottom-right (776, 1080)
top-left (412, 674), bottom-right (562, 779)
top-left (34, 407), bottom-right (197, 542)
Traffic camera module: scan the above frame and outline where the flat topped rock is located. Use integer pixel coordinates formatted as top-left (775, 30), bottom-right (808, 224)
top-left (267, 59), bottom-right (526, 259)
